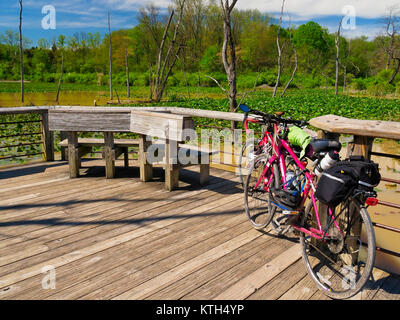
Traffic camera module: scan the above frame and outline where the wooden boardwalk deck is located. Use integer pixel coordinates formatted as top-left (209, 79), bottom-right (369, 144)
top-left (0, 159), bottom-right (399, 300)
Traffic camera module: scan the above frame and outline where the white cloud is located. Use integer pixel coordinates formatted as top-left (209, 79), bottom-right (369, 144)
top-left (235, 0), bottom-right (400, 19)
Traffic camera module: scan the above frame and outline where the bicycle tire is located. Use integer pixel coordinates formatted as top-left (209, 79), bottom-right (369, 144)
top-left (299, 199), bottom-right (376, 299)
top-left (244, 157), bottom-right (279, 230)
top-left (238, 140), bottom-right (257, 188)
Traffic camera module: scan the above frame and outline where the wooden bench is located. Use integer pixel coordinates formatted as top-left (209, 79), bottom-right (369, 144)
top-left (59, 138), bottom-right (138, 178)
top-left (144, 143), bottom-right (218, 190)
top-left (59, 138), bottom-right (216, 190)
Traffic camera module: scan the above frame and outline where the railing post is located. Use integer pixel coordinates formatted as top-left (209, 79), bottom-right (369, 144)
top-left (40, 111), bottom-right (54, 161)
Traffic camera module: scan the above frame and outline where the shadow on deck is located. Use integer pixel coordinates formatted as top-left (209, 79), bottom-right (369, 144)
top-left (0, 159), bottom-right (398, 300)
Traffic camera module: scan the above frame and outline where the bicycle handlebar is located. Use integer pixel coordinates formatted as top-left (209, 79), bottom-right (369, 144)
top-left (244, 108), bottom-right (309, 127)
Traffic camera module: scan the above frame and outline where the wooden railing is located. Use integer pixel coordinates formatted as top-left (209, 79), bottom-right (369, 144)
top-left (0, 107), bottom-right (54, 163)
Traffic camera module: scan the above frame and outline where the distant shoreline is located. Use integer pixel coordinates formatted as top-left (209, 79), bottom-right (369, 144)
top-left (0, 80), bottom-right (31, 83)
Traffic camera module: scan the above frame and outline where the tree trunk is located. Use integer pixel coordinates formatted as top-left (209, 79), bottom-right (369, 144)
top-left (273, 0), bottom-right (285, 98)
top-left (108, 11), bottom-right (113, 100)
top-left (19, 0), bottom-right (24, 104)
top-left (153, 0), bottom-right (186, 103)
top-left (125, 48), bottom-right (130, 98)
top-left (56, 52), bottom-right (64, 104)
top-left (220, 0), bottom-right (238, 129)
top-left (389, 58), bottom-right (400, 84)
top-left (387, 34), bottom-right (395, 70)
top-left (335, 17), bottom-right (343, 96)
top-left (282, 47), bottom-right (297, 97)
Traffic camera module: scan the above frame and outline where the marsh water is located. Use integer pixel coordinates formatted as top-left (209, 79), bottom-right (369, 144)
top-left (0, 91), bottom-right (110, 107)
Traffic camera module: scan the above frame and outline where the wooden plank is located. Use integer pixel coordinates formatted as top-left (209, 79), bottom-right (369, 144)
top-left (0, 174), bottom-right (240, 284)
top-left (0, 178), bottom-right (240, 299)
top-left (310, 115), bottom-right (400, 140)
top-left (278, 270), bottom-right (320, 300)
top-left (246, 259), bottom-right (308, 300)
top-left (130, 110), bottom-right (193, 141)
top-left (213, 244), bottom-right (302, 300)
top-left (9, 194), bottom-right (243, 300)
top-left (59, 138), bottom-right (139, 148)
top-left (103, 132), bottom-right (115, 179)
top-left (0, 107), bottom-right (50, 115)
top-left (111, 228), bottom-right (261, 300)
top-left (373, 274), bottom-right (400, 300)
top-left (349, 267), bottom-right (390, 300)
top-left (48, 110), bottom-right (131, 132)
top-left (148, 236), bottom-right (276, 300)
top-left (52, 217), bottom-right (249, 300)
top-left (179, 236), bottom-right (294, 300)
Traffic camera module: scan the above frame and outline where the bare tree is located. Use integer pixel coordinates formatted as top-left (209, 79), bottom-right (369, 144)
top-left (146, 0), bottom-right (186, 103)
top-left (108, 10), bottom-right (113, 100)
top-left (384, 6), bottom-right (400, 70)
top-left (273, 0), bottom-right (285, 97)
top-left (335, 16), bottom-right (344, 96)
top-left (220, 0), bottom-right (238, 128)
top-left (56, 52), bottom-right (64, 104)
top-left (281, 15), bottom-right (297, 97)
top-left (19, 0), bottom-right (24, 104)
top-left (382, 6), bottom-right (400, 84)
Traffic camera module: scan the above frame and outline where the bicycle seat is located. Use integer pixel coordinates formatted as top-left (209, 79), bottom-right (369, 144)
top-left (309, 139), bottom-right (342, 154)
top-left (275, 111), bottom-right (285, 117)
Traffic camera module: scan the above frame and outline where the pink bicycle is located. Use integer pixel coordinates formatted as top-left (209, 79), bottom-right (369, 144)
top-left (240, 104), bottom-right (378, 299)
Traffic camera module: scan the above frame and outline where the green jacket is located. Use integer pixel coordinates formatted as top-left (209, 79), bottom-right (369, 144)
top-left (287, 126), bottom-right (311, 158)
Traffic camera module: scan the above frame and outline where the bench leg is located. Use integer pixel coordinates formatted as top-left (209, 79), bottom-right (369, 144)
top-left (165, 138), bottom-right (179, 191)
top-left (104, 132), bottom-right (115, 179)
top-left (200, 164), bottom-right (210, 186)
top-left (124, 148), bottom-right (129, 168)
top-left (139, 135), bottom-right (153, 182)
top-left (67, 132), bottom-right (79, 178)
top-left (165, 168), bottom-right (179, 191)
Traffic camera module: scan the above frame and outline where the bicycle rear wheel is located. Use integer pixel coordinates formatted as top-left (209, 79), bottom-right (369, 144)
top-left (299, 199), bottom-right (376, 299)
top-left (244, 156), bottom-right (278, 230)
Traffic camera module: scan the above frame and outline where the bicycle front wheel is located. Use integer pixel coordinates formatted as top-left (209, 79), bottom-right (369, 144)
top-left (299, 198), bottom-right (376, 299)
top-left (244, 156), bottom-right (278, 230)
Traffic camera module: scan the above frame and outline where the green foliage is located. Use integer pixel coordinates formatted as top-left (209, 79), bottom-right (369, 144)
top-left (200, 46), bottom-right (221, 73)
top-left (352, 78), bottom-right (367, 91)
top-left (367, 79), bottom-right (396, 96)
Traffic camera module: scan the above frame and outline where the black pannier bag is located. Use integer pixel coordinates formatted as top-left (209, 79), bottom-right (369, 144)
top-left (315, 156), bottom-right (381, 207)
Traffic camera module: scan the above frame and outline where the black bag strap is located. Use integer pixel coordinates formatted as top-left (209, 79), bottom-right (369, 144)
top-left (348, 155), bottom-right (365, 162)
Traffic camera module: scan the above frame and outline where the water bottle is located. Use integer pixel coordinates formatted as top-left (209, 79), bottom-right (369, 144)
top-left (314, 150), bottom-right (340, 177)
top-left (285, 171), bottom-right (297, 190)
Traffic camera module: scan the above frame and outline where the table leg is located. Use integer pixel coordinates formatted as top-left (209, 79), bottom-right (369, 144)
top-left (165, 138), bottom-right (179, 191)
top-left (200, 164), bottom-right (210, 186)
top-left (139, 134), bottom-right (153, 182)
top-left (67, 132), bottom-right (79, 178)
top-left (104, 132), bottom-right (115, 179)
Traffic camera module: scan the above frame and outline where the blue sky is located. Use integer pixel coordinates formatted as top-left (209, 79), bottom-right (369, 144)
top-left (0, 0), bottom-right (396, 46)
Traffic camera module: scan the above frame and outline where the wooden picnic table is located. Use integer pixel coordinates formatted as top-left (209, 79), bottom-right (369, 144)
top-left (47, 107), bottom-right (211, 191)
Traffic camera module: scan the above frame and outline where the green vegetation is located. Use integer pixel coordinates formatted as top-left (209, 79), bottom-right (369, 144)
top-left (1, 2), bottom-right (400, 100)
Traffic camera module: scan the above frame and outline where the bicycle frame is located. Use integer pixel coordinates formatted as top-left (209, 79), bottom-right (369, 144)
top-left (249, 123), bottom-right (344, 241)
